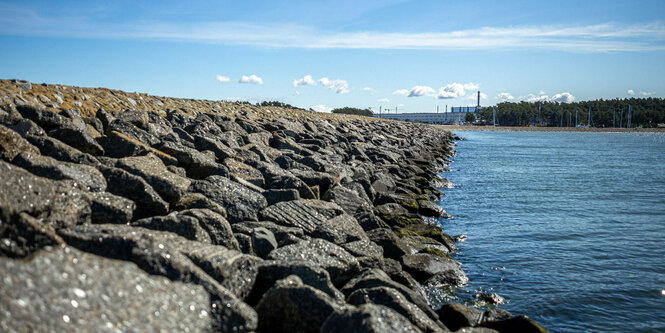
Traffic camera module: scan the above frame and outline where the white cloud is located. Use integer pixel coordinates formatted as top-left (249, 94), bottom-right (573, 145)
top-left (363, 87), bottom-right (377, 94)
top-left (522, 93), bottom-right (549, 102)
top-left (392, 89), bottom-right (409, 96)
top-left (239, 74), bottom-right (263, 84)
top-left (292, 75), bottom-right (316, 87)
top-left (640, 91), bottom-right (656, 96)
top-left (3, 8), bottom-right (664, 53)
top-left (627, 89), bottom-right (635, 96)
top-left (294, 90), bottom-right (301, 96)
top-left (319, 77), bottom-right (350, 94)
top-left (550, 92), bottom-right (575, 103)
top-left (496, 92), bottom-right (515, 100)
top-left (468, 92), bottom-right (488, 100)
top-left (463, 83), bottom-right (480, 91)
top-left (437, 83), bottom-right (467, 99)
top-left (377, 98), bottom-right (390, 103)
top-left (311, 104), bottom-right (333, 113)
top-left (408, 85), bottom-right (436, 97)
top-left (216, 75), bottom-right (231, 82)
top-left (538, 90), bottom-right (546, 95)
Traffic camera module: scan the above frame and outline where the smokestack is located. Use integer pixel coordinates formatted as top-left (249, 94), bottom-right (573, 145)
top-left (477, 91), bottom-right (481, 107)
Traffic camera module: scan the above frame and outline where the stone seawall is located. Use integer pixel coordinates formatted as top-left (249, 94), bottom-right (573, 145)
top-left (0, 79), bottom-right (546, 332)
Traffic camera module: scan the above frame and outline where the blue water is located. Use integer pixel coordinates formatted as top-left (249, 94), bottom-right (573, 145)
top-left (438, 131), bottom-right (665, 332)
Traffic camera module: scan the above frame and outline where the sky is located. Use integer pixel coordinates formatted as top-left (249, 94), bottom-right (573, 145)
top-left (1, 0), bottom-right (664, 113)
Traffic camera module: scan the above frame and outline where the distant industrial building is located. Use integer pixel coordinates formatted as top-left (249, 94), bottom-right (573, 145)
top-left (374, 91), bottom-right (482, 125)
top-left (374, 106), bottom-right (478, 125)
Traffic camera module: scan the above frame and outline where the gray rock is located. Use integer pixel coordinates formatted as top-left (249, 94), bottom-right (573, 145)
top-left (367, 228), bottom-right (410, 260)
top-left (232, 221), bottom-right (304, 246)
top-left (425, 270), bottom-right (469, 288)
top-left (436, 303), bottom-right (483, 331)
top-left (16, 105), bottom-right (71, 132)
top-left (194, 134), bottom-right (236, 160)
top-left (108, 119), bottom-right (160, 146)
top-left (177, 208), bottom-right (238, 249)
top-left (251, 227), bottom-right (277, 258)
top-left (25, 134), bottom-right (99, 165)
top-left (400, 253), bottom-right (466, 283)
top-left (481, 309), bottom-right (513, 323)
top-left (341, 268), bottom-right (438, 321)
top-left (82, 190), bottom-right (135, 224)
top-left (49, 125), bottom-right (105, 156)
top-left (172, 193), bottom-right (226, 217)
top-left (116, 153), bottom-right (191, 204)
top-left (0, 125), bottom-right (39, 161)
top-left (402, 235), bottom-right (451, 255)
top-left (418, 200), bottom-right (449, 218)
top-left (58, 224), bottom-right (258, 331)
top-left (0, 212), bottom-right (64, 258)
top-left (268, 238), bottom-right (361, 286)
top-left (190, 175), bottom-right (267, 222)
top-left (312, 213), bottom-right (367, 245)
top-left (347, 287), bottom-right (447, 333)
top-left (247, 260), bottom-right (344, 305)
top-left (115, 109), bottom-right (149, 129)
top-left (224, 158), bottom-right (265, 187)
top-left (290, 169), bottom-right (339, 197)
top-left (321, 304), bottom-right (423, 333)
top-left (12, 152), bottom-right (107, 192)
top-left (480, 315), bottom-right (548, 333)
top-left (324, 184), bottom-right (382, 231)
top-left (0, 246), bottom-right (215, 332)
top-left (131, 213), bottom-right (213, 244)
top-left (0, 161), bottom-right (92, 228)
top-left (156, 141), bottom-right (222, 179)
top-left (255, 275), bottom-right (342, 333)
top-left (341, 239), bottom-right (384, 269)
top-left (263, 188), bottom-right (300, 205)
top-left (260, 199), bottom-right (345, 233)
top-left (97, 165), bottom-right (169, 219)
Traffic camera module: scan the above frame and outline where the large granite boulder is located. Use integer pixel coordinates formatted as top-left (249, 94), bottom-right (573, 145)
top-left (25, 134), bottom-right (100, 166)
top-left (116, 153), bottom-right (191, 204)
top-left (0, 124), bottom-right (39, 161)
top-left (0, 246), bottom-right (215, 332)
top-left (321, 304), bottom-right (423, 333)
top-left (259, 199), bottom-right (345, 233)
top-left (12, 151), bottom-right (107, 192)
top-left (96, 165), bottom-right (169, 219)
top-left (267, 238), bottom-right (361, 286)
top-left (255, 275), bottom-right (343, 333)
top-left (400, 253), bottom-right (466, 282)
top-left (189, 175), bottom-right (267, 222)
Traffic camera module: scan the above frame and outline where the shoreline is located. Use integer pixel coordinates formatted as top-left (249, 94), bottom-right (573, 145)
top-left (437, 125), bottom-right (665, 132)
top-left (0, 79), bottom-right (547, 332)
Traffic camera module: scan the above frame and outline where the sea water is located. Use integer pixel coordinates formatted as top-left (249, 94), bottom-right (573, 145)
top-left (438, 131), bottom-right (665, 332)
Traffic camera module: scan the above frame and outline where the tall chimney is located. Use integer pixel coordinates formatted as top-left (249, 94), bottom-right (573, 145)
top-left (477, 91), bottom-right (481, 107)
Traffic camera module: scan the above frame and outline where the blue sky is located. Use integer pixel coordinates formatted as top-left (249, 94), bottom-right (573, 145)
top-left (1, 0), bottom-right (664, 113)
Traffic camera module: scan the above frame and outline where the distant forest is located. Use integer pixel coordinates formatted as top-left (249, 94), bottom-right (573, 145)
top-left (477, 98), bottom-right (665, 127)
top-left (331, 107), bottom-right (373, 117)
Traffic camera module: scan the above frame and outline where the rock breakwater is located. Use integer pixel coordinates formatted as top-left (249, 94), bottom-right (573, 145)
top-left (0, 79), bottom-right (546, 332)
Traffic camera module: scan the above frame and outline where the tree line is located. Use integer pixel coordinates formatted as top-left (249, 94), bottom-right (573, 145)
top-left (331, 107), bottom-right (373, 117)
top-left (476, 98), bottom-right (665, 127)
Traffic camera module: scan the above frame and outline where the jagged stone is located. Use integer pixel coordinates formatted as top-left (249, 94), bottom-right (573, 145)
top-left (232, 221), bottom-right (304, 246)
top-left (323, 184), bottom-right (383, 231)
top-left (156, 141), bottom-right (223, 179)
top-left (58, 224), bottom-right (258, 331)
top-left (259, 199), bottom-right (345, 233)
top-left (341, 268), bottom-right (438, 321)
top-left (0, 246), bottom-right (216, 332)
top-left (341, 238), bottom-right (384, 268)
top-left (247, 260), bottom-right (345, 305)
top-left (16, 105), bottom-right (70, 132)
top-left (367, 228), bottom-right (410, 260)
top-left (189, 175), bottom-right (267, 222)
top-left (0, 124), bottom-right (39, 161)
top-left (400, 253), bottom-right (466, 283)
top-left (177, 208), bottom-right (238, 249)
top-left (116, 153), bottom-right (191, 204)
top-left (12, 152), bottom-right (107, 192)
top-left (25, 134), bottom-right (99, 165)
top-left (312, 213), bottom-right (367, 245)
top-left (436, 303), bottom-right (483, 331)
top-left (268, 238), bottom-right (361, 286)
top-left (255, 275), bottom-right (343, 333)
top-left (347, 287), bottom-right (447, 333)
top-left (172, 193), bottom-right (226, 217)
top-left (0, 212), bottom-right (64, 258)
top-left (131, 213), bottom-right (213, 244)
top-left (480, 315), bottom-right (548, 333)
top-left (263, 188), bottom-right (300, 205)
top-left (321, 304), bottom-right (423, 333)
top-left (96, 165), bottom-right (169, 219)
top-left (193, 134), bottom-right (237, 160)
top-left (251, 227), bottom-right (277, 258)
top-left (224, 158), bottom-right (265, 187)
top-left (48, 125), bottom-right (104, 156)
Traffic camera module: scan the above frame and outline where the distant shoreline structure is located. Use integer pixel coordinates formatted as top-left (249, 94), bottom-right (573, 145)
top-left (436, 125), bottom-right (665, 132)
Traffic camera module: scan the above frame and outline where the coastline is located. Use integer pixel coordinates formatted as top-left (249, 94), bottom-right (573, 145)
top-left (0, 79), bottom-right (547, 332)
top-left (437, 125), bottom-right (665, 132)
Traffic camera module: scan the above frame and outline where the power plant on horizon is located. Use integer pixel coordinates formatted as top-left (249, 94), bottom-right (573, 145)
top-left (374, 91), bottom-right (481, 125)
